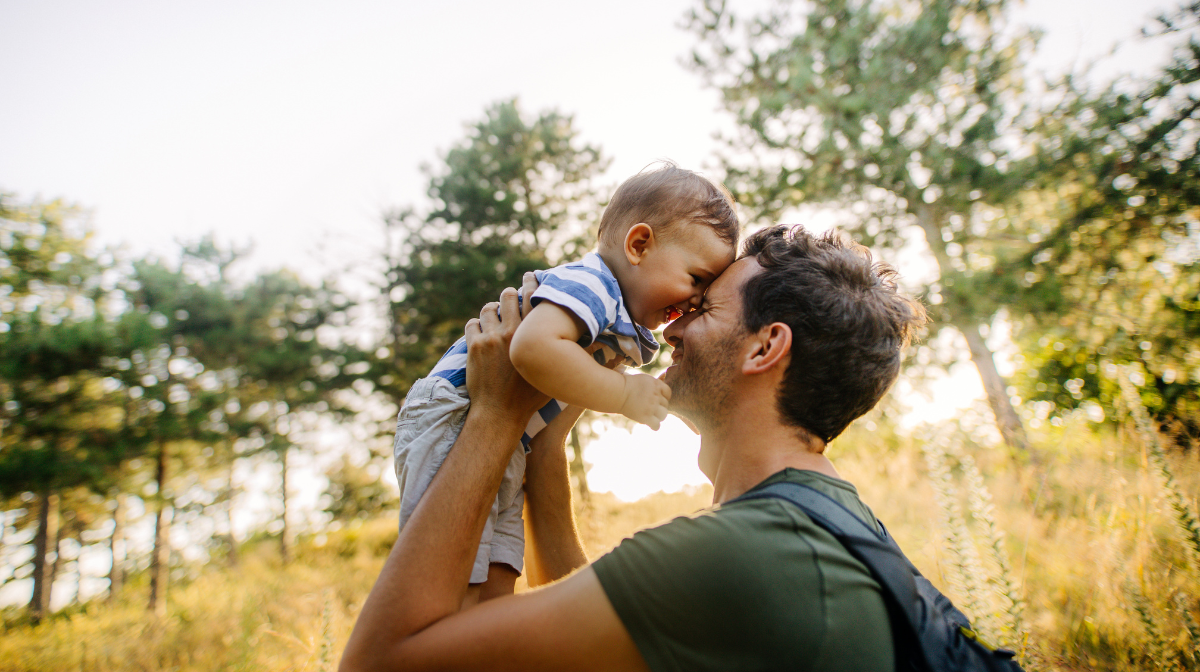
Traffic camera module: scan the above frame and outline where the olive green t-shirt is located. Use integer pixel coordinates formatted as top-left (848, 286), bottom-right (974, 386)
top-left (592, 468), bottom-right (894, 672)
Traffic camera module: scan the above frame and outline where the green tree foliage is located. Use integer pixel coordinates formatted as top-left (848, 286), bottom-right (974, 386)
top-left (0, 195), bottom-right (127, 620)
top-left (685, 0), bottom-right (1044, 453)
top-left (230, 269), bottom-right (362, 563)
top-left (0, 201), bottom-right (369, 617)
top-left (1006, 5), bottom-right (1200, 442)
top-left (116, 248), bottom-right (249, 613)
top-left (377, 99), bottom-right (610, 400)
top-left (321, 456), bottom-right (397, 522)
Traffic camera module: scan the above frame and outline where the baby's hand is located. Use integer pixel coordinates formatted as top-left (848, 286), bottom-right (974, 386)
top-left (619, 373), bottom-right (672, 431)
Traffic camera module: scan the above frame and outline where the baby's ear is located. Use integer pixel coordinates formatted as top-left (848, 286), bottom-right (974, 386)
top-left (624, 223), bottom-right (654, 266)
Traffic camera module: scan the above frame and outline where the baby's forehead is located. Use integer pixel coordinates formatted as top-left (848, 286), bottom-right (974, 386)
top-left (684, 222), bottom-right (737, 253)
top-left (667, 226), bottom-right (736, 271)
top-left (668, 220), bottom-right (736, 249)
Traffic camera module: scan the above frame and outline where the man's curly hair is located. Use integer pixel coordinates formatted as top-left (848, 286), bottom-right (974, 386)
top-left (739, 225), bottom-right (926, 443)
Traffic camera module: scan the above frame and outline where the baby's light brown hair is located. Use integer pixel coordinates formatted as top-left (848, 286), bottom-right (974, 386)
top-left (598, 162), bottom-right (739, 250)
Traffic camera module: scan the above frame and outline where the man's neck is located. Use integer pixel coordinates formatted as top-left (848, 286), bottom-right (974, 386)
top-left (701, 395), bottom-right (840, 505)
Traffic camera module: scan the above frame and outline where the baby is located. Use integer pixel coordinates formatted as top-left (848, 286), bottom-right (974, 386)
top-left (393, 163), bottom-right (739, 600)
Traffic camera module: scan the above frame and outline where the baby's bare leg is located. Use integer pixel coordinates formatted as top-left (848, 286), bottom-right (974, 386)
top-left (478, 563), bottom-right (520, 602)
top-left (460, 584), bottom-right (482, 610)
top-left (460, 564), bottom-right (518, 610)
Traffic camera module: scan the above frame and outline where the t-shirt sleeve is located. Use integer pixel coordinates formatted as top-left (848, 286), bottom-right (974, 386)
top-left (592, 504), bottom-right (831, 672)
top-left (531, 263), bottom-right (621, 346)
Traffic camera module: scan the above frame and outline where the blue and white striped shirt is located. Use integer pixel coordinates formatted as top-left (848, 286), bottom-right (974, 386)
top-left (427, 253), bottom-right (659, 449)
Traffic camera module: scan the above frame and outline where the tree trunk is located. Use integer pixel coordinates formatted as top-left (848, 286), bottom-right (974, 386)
top-left (568, 427), bottom-right (590, 503)
top-left (961, 323), bottom-right (1032, 455)
top-left (148, 440), bottom-right (171, 616)
top-left (914, 203), bottom-right (1031, 456)
top-left (109, 492), bottom-right (125, 601)
top-left (279, 445), bottom-right (290, 564)
top-left (29, 489), bottom-right (59, 623)
top-left (49, 517), bottom-right (65, 597)
top-left (225, 460), bottom-right (239, 568)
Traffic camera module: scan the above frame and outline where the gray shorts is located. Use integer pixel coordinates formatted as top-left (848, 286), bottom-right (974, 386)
top-left (393, 376), bottom-right (526, 583)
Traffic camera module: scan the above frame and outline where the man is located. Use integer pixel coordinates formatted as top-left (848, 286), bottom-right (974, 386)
top-left (341, 225), bottom-right (926, 672)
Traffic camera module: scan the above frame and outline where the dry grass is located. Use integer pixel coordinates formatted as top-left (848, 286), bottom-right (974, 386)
top-left (2, 417), bottom-right (1198, 671)
top-left (832, 414), bottom-right (1200, 670)
top-left (0, 491), bottom-right (713, 672)
top-left (0, 519), bottom-right (397, 672)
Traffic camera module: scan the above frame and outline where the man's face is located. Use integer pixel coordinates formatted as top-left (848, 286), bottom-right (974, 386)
top-left (662, 258), bottom-right (761, 431)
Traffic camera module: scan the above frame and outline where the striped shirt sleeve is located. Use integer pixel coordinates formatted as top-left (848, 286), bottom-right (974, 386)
top-left (531, 255), bottom-right (621, 345)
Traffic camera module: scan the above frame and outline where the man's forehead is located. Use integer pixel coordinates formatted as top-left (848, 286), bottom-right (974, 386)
top-left (708, 257), bottom-right (762, 302)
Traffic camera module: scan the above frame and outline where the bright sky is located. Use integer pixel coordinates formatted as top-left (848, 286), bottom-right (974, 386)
top-left (0, 0), bottom-right (1178, 528)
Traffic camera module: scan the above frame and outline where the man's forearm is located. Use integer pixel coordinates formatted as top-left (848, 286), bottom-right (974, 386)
top-left (340, 289), bottom-right (651, 672)
top-left (524, 405), bottom-right (589, 586)
top-left (341, 289), bottom-right (555, 671)
top-left (341, 404), bottom-right (528, 671)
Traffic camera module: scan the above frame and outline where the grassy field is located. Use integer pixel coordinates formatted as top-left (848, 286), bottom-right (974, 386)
top-left (2, 416), bottom-right (1197, 671)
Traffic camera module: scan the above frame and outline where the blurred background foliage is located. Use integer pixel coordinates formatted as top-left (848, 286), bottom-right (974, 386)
top-left (2, 0), bottom-right (1200, 669)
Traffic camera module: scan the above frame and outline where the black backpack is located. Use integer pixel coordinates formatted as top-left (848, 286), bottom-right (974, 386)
top-left (734, 481), bottom-right (1025, 672)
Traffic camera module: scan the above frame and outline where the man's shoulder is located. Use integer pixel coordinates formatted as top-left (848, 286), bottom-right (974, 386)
top-left (592, 480), bottom-right (848, 585)
top-left (591, 472), bottom-right (894, 672)
top-left (743, 467), bottom-right (883, 533)
top-left (594, 470), bottom-right (876, 559)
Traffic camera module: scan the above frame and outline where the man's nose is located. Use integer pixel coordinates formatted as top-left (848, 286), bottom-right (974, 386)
top-left (664, 309), bottom-right (697, 346)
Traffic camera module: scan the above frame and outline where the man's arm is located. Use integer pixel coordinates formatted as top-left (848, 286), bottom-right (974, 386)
top-left (523, 404), bottom-right (589, 586)
top-left (340, 289), bottom-right (648, 672)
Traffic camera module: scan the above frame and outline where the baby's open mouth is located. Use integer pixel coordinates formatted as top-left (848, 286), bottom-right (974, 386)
top-left (666, 307), bottom-right (683, 322)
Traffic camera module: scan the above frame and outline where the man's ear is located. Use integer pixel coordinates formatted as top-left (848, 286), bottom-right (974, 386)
top-left (742, 323), bottom-right (791, 375)
top-left (624, 223), bottom-right (655, 266)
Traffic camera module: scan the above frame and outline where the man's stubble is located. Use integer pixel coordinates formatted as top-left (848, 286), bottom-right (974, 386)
top-left (665, 329), bottom-right (743, 433)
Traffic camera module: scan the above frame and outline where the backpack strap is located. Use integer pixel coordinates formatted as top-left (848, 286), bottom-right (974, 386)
top-left (735, 481), bottom-right (1016, 671)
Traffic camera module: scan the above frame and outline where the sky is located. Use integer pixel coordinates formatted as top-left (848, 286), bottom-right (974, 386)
top-left (1, 0), bottom-right (741, 277)
top-left (0, 0), bottom-right (1180, 516)
top-left (2, 1), bottom-right (1174, 273)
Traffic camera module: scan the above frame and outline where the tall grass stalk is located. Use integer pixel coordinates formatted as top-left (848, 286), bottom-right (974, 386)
top-left (318, 588), bottom-right (334, 672)
top-left (1117, 366), bottom-right (1200, 575)
top-left (1174, 592), bottom-right (1199, 666)
top-left (1130, 581), bottom-right (1172, 671)
top-left (922, 438), bottom-right (999, 642)
top-left (961, 453), bottom-right (1026, 651)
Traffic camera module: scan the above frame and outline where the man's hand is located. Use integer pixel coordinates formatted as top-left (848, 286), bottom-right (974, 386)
top-left (619, 373), bottom-right (671, 431)
top-left (520, 271), bottom-right (538, 318)
top-left (464, 288), bottom-right (549, 423)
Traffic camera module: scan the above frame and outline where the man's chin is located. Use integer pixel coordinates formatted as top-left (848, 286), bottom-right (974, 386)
top-left (666, 396), bottom-right (701, 434)
top-left (671, 411), bottom-right (700, 435)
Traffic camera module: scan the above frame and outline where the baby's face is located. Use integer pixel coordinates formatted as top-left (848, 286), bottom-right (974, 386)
top-left (625, 225), bottom-right (736, 330)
